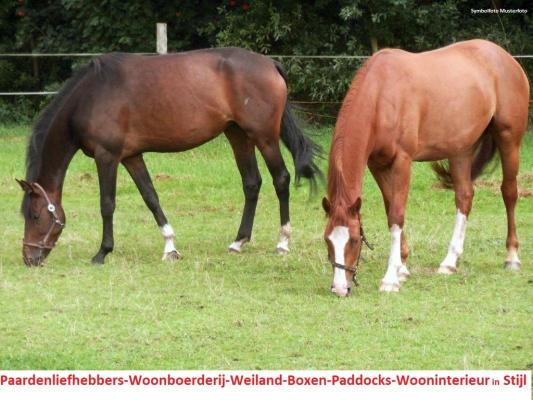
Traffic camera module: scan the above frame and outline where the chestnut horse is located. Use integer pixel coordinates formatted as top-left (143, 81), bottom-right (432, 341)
top-left (323, 40), bottom-right (529, 297)
top-left (18, 48), bottom-right (321, 266)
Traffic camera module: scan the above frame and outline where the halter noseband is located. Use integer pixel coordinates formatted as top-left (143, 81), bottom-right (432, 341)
top-left (331, 226), bottom-right (373, 286)
top-left (23, 183), bottom-right (65, 250)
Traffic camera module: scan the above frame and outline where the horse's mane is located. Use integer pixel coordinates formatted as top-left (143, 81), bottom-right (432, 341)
top-left (22, 53), bottom-right (129, 217)
top-left (326, 58), bottom-right (373, 209)
top-left (25, 53), bottom-right (128, 182)
top-left (327, 137), bottom-right (350, 205)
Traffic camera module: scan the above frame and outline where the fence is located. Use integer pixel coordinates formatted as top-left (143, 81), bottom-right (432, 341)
top-left (1, 22), bottom-right (532, 112)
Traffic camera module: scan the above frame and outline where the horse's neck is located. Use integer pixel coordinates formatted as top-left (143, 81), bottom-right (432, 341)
top-left (329, 126), bottom-right (371, 205)
top-left (37, 125), bottom-right (77, 200)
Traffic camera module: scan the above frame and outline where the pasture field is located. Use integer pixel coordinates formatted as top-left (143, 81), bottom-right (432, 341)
top-left (0, 124), bottom-right (531, 370)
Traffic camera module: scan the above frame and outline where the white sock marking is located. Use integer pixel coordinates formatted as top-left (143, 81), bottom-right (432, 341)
top-left (381, 224), bottom-right (402, 288)
top-left (276, 222), bottom-right (292, 252)
top-left (328, 226), bottom-right (349, 292)
top-left (440, 210), bottom-right (467, 269)
top-left (160, 223), bottom-right (177, 257)
top-left (228, 238), bottom-right (248, 253)
top-left (506, 248), bottom-right (520, 263)
top-left (398, 263), bottom-right (410, 280)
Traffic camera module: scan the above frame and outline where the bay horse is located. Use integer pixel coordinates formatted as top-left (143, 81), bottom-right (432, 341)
top-left (18, 48), bottom-right (321, 266)
top-left (322, 39), bottom-right (529, 297)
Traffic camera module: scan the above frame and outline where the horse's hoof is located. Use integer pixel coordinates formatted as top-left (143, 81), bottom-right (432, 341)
top-left (228, 239), bottom-right (248, 253)
top-left (228, 244), bottom-right (242, 253)
top-left (398, 266), bottom-right (410, 282)
top-left (91, 255), bottom-right (105, 265)
top-left (504, 261), bottom-right (521, 271)
top-left (379, 281), bottom-right (400, 293)
top-left (398, 272), bottom-right (410, 282)
top-left (162, 250), bottom-right (181, 261)
top-left (276, 246), bottom-right (289, 255)
top-left (437, 265), bottom-right (457, 275)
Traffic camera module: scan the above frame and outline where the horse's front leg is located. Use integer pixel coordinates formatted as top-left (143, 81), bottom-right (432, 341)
top-left (122, 155), bottom-right (181, 261)
top-left (370, 162), bottom-right (411, 284)
top-left (379, 153), bottom-right (412, 292)
top-left (91, 151), bottom-right (119, 264)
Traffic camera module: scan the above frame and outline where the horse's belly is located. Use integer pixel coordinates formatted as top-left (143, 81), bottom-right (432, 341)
top-left (413, 137), bottom-right (480, 161)
top-left (412, 90), bottom-right (494, 161)
top-left (123, 124), bottom-right (225, 155)
top-left (413, 118), bottom-right (491, 161)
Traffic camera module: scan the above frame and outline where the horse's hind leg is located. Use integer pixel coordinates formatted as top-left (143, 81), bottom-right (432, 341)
top-left (122, 155), bottom-right (181, 261)
top-left (438, 156), bottom-right (474, 274)
top-left (495, 133), bottom-right (522, 270)
top-left (92, 151), bottom-right (119, 264)
top-left (225, 128), bottom-right (262, 253)
top-left (257, 140), bottom-right (292, 254)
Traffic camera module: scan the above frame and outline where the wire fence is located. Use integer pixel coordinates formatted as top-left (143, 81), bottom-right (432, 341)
top-left (1, 52), bottom-right (532, 98)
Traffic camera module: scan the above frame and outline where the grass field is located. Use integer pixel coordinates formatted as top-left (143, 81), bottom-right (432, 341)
top-left (0, 124), bottom-right (531, 370)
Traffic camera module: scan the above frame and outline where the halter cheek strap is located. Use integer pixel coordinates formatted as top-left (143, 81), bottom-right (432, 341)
top-left (330, 226), bottom-right (373, 286)
top-left (22, 183), bottom-right (65, 250)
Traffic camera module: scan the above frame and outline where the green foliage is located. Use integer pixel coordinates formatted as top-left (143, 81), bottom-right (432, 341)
top-left (0, 1), bottom-right (531, 120)
top-left (0, 97), bottom-right (36, 124)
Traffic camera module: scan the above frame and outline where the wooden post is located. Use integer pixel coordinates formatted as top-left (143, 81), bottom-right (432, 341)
top-left (156, 23), bottom-right (167, 54)
top-left (370, 36), bottom-right (379, 54)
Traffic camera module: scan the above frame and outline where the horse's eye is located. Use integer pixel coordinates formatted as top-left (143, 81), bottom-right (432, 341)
top-left (31, 214), bottom-right (39, 221)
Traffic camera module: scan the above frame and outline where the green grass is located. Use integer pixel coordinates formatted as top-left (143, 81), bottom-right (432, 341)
top-left (0, 124), bottom-right (531, 370)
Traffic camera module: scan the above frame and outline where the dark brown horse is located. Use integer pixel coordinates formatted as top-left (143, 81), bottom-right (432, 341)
top-left (322, 39), bottom-right (529, 297)
top-left (18, 48), bottom-right (321, 266)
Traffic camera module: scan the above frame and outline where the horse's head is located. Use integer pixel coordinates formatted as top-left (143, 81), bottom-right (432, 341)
top-left (17, 180), bottom-right (65, 266)
top-left (322, 196), bottom-right (363, 297)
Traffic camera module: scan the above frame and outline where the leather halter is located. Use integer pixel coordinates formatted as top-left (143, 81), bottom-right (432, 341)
top-left (331, 226), bottom-right (373, 286)
top-left (22, 183), bottom-right (65, 250)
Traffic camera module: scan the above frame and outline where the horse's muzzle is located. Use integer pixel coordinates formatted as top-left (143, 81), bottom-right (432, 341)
top-left (22, 246), bottom-right (49, 267)
top-left (331, 284), bottom-right (351, 297)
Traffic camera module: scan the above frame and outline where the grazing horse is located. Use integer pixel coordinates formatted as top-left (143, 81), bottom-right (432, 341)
top-left (323, 39), bottom-right (529, 297)
top-left (18, 48), bottom-right (321, 266)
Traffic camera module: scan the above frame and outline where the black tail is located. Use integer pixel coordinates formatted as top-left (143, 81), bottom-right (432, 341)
top-left (274, 62), bottom-right (323, 190)
top-left (432, 128), bottom-right (498, 189)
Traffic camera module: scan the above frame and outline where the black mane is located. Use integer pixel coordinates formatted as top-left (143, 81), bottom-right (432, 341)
top-left (21, 53), bottom-right (129, 217)
top-left (25, 53), bottom-right (129, 182)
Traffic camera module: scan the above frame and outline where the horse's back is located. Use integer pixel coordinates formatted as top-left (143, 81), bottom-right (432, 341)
top-left (72, 48), bottom-right (286, 157)
top-left (363, 40), bottom-right (529, 160)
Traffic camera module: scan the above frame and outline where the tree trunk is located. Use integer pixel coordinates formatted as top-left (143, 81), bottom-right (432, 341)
top-left (491, 0), bottom-right (502, 9)
top-left (370, 36), bottom-right (379, 53)
top-left (30, 36), bottom-right (39, 83)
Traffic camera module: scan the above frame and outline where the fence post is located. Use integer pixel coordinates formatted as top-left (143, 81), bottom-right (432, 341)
top-left (156, 23), bottom-right (167, 54)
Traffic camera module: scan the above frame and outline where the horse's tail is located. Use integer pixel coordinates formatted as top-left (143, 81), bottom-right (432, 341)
top-left (431, 129), bottom-right (498, 189)
top-left (274, 62), bottom-right (323, 190)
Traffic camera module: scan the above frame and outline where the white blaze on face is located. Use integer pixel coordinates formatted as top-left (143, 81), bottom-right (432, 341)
top-left (328, 226), bottom-right (350, 291)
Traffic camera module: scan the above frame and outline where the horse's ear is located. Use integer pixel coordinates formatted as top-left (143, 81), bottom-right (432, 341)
top-left (348, 197), bottom-right (361, 217)
top-left (16, 179), bottom-right (34, 194)
top-left (322, 197), bottom-right (331, 215)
